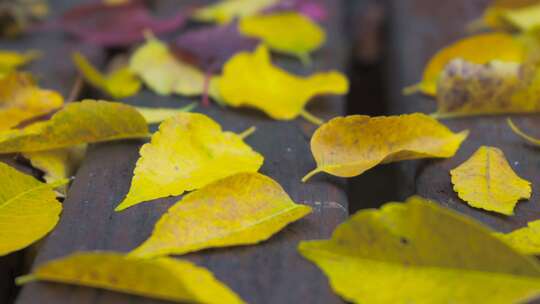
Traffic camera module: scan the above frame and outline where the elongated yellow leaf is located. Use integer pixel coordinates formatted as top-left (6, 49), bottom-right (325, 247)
top-left (239, 12), bottom-right (325, 63)
top-left (17, 252), bottom-right (244, 304)
top-left (406, 33), bottom-right (525, 96)
top-left (303, 113), bottom-right (468, 181)
top-left (0, 162), bottom-right (65, 256)
top-left (508, 118), bottom-right (540, 146)
top-left (193, 0), bottom-right (279, 24)
top-left (219, 45), bottom-right (348, 120)
top-left (130, 173), bottom-right (311, 258)
top-left (0, 100), bottom-right (148, 153)
top-left (0, 72), bottom-right (63, 131)
top-left (299, 196), bottom-right (540, 304)
top-left (435, 59), bottom-right (540, 118)
top-left (23, 145), bottom-right (87, 194)
top-left (135, 103), bottom-right (196, 124)
top-left (451, 146), bottom-right (531, 215)
top-left (0, 50), bottom-right (39, 77)
top-left (115, 113), bottom-right (263, 211)
top-left (495, 220), bottom-right (540, 255)
top-left (129, 36), bottom-right (206, 96)
top-left (73, 52), bottom-right (141, 99)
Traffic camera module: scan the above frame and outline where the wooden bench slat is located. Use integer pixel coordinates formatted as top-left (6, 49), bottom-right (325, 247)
top-left (16, 1), bottom-right (350, 303)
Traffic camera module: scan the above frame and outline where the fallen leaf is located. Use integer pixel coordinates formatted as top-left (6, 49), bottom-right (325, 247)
top-left (495, 220), bottom-right (540, 255)
top-left (299, 196), bottom-right (540, 304)
top-left (73, 52), bottom-right (141, 99)
top-left (130, 172), bottom-right (311, 258)
top-left (135, 104), bottom-right (197, 124)
top-left (0, 0), bottom-right (48, 37)
top-left (23, 145), bottom-right (87, 195)
top-left (16, 252), bottom-right (245, 304)
top-left (239, 12), bottom-right (325, 63)
top-left (406, 33), bottom-right (525, 96)
top-left (303, 113), bottom-right (468, 181)
top-left (0, 100), bottom-right (148, 153)
top-left (508, 118), bottom-right (540, 146)
top-left (451, 146), bottom-right (531, 215)
top-left (193, 0), bottom-right (279, 24)
top-left (434, 59), bottom-right (538, 118)
top-left (115, 113), bottom-right (263, 211)
top-left (219, 45), bottom-right (348, 120)
top-left (265, 0), bottom-right (328, 21)
top-left (0, 50), bottom-right (40, 78)
top-left (0, 72), bottom-right (63, 131)
top-left (475, 0), bottom-right (540, 31)
top-left (0, 162), bottom-right (65, 256)
top-left (172, 23), bottom-right (258, 71)
top-left (47, 0), bottom-right (188, 47)
top-left (130, 36), bottom-right (207, 97)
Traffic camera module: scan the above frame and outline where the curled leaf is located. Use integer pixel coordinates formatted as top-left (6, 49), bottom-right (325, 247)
top-left (135, 103), bottom-right (197, 124)
top-left (130, 36), bottom-right (207, 97)
top-left (219, 45), bottom-right (348, 120)
top-left (16, 252), bottom-right (245, 304)
top-left (172, 23), bottom-right (258, 71)
top-left (115, 113), bottom-right (263, 211)
top-left (193, 0), bottom-right (279, 24)
top-left (0, 50), bottom-right (40, 77)
top-left (73, 52), bottom-right (141, 99)
top-left (48, 0), bottom-right (188, 47)
top-left (303, 113), bottom-right (468, 181)
top-left (406, 33), bottom-right (525, 96)
top-left (0, 162), bottom-right (65, 256)
top-left (0, 72), bottom-right (63, 131)
top-left (130, 172), bottom-right (311, 258)
top-left (299, 196), bottom-right (540, 304)
top-left (23, 145), bottom-right (87, 195)
top-left (0, 100), bottom-right (148, 154)
top-left (451, 146), bottom-right (531, 215)
top-left (239, 12), bottom-right (325, 63)
top-left (508, 118), bottom-right (540, 146)
top-left (496, 220), bottom-right (540, 255)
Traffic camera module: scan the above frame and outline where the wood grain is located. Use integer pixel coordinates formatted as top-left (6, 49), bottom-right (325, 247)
top-left (16, 1), bottom-right (350, 303)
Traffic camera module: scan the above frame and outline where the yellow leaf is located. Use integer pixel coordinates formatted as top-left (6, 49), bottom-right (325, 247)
top-left (451, 146), bottom-right (531, 215)
top-left (193, 0), bottom-right (279, 24)
top-left (406, 33), bottom-right (525, 96)
top-left (129, 36), bottom-right (206, 97)
top-left (0, 100), bottom-right (148, 153)
top-left (476, 0), bottom-right (540, 31)
top-left (508, 118), bottom-right (540, 146)
top-left (239, 12), bottom-right (325, 63)
top-left (0, 72), bottom-right (63, 131)
top-left (115, 113), bottom-right (263, 211)
top-left (73, 52), bottom-right (141, 99)
top-left (298, 196), bottom-right (540, 304)
top-left (219, 45), bottom-right (348, 120)
top-left (16, 252), bottom-right (245, 304)
top-left (23, 145), bottom-right (87, 195)
top-left (303, 113), bottom-right (468, 181)
top-left (434, 59), bottom-right (540, 118)
top-left (135, 103), bottom-right (196, 124)
top-left (0, 50), bottom-right (39, 77)
top-left (130, 172), bottom-right (311, 258)
top-left (0, 162), bottom-right (65, 256)
top-left (495, 220), bottom-right (540, 255)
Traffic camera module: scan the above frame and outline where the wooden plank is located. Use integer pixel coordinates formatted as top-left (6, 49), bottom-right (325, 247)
top-left (386, 0), bottom-right (540, 232)
top-left (0, 1), bottom-right (105, 303)
top-left (16, 1), bottom-right (350, 303)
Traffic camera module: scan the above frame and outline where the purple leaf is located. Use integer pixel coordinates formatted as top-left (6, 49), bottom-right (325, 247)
top-left (41, 0), bottom-right (190, 47)
top-left (172, 23), bottom-right (258, 71)
top-left (267, 0), bottom-right (327, 21)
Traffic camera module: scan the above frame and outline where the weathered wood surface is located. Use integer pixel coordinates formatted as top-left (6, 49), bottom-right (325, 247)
top-left (0, 1), bottom-right (104, 303)
top-left (16, 1), bottom-right (350, 303)
top-left (387, 0), bottom-right (540, 233)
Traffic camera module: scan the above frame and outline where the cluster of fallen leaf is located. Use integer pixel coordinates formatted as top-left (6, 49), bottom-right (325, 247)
top-left (2, 0), bottom-right (540, 303)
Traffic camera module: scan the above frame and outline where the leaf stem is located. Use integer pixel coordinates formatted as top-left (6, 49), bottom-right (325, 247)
top-left (402, 83), bottom-right (421, 95)
top-left (507, 118), bottom-right (540, 145)
top-left (238, 126), bottom-right (256, 139)
top-left (300, 109), bottom-right (324, 126)
top-left (299, 53), bottom-right (312, 67)
top-left (15, 274), bottom-right (37, 285)
top-left (302, 169), bottom-right (321, 183)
